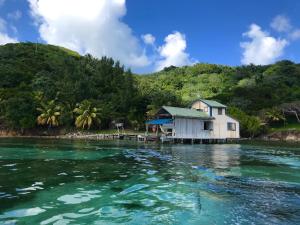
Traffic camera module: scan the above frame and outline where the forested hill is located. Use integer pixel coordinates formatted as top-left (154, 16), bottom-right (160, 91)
top-left (138, 62), bottom-right (300, 114)
top-left (0, 43), bottom-right (140, 130)
top-left (0, 43), bottom-right (299, 137)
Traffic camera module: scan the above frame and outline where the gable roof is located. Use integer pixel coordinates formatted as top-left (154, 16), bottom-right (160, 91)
top-left (197, 99), bottom-right (227, 108)
top-left (162, 106), bottom-right (212, 119)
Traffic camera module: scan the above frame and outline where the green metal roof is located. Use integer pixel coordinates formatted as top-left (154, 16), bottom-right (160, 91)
top-left (198, 99), bottom-right (227, 108)
top-left (162, 106), bottom-right (212, 119)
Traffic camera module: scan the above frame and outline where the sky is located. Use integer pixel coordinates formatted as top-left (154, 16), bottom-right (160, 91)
top-left (0, 0), bottom-right (300, 73)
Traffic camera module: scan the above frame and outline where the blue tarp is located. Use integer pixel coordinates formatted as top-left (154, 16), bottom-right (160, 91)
top-left (146, 119), bottom-right (173, 125)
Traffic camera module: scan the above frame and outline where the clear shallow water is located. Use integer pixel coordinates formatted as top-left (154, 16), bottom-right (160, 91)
top-left (0, 139), bottom-right (299, 225)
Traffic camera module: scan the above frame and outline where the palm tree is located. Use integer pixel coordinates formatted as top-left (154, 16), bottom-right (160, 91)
top-left (245, 116), bottom-right (263, 138)
top-left (73, 100), bottom-right (100, 129)
top-left (265, 107), bottom-right (285, 123)
top-left (37, 100), bottom-right (62, 128)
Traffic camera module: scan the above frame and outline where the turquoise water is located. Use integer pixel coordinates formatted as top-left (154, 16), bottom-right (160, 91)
top-left (0, 139), bottom-right (299, 225)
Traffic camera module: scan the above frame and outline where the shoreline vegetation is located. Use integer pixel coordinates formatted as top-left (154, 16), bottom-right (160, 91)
top-left (0, 129), bottom-right (299, 144)
top-left (0, 43), bottom-right (300, 140)
top-left (0, 135), bottom-right (300, 149)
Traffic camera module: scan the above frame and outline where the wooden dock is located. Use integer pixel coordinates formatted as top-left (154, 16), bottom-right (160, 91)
top-left (64, 133), bottom-right (240, 144)
top-left (65, 133), bottom-right (141, 141)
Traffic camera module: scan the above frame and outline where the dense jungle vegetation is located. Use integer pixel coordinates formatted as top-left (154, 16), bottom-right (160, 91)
top-left (0, 43), bottom-right (299, 137)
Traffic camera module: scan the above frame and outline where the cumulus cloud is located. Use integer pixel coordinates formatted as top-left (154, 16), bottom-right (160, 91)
top-left (240, 24), bottom-right (288, 65)
top-left (271, 15), bottom-right (292, 32)
top-left (28, 0), bottom-right (150, 68)
top-left (155, 31), bottom-right (192, 71)
top-left (142, 33), bottom-right (155, 45)
top-left (0, 17), bottom-right (18, 45)
top-left (270, 14), bottom-right (300, 42)
top-left (0, 32), bottom-right (18, 45)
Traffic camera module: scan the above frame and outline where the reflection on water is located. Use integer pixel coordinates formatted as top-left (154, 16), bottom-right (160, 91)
top-left (0, 138), bottom-right (299, 224)
top-left (211, 145), bottom-right (241, 170)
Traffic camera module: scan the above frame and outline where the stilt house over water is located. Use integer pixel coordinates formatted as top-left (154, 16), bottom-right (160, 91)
top-left (146, 99), bottom-right (240, 142)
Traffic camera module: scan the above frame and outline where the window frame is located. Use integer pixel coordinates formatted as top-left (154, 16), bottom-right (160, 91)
top-left (218, 108), bottom-right (223, 115)
top-left (204, 121), bottom-right (213, 131)
top-left (227, 122), bottom-right (236, 131)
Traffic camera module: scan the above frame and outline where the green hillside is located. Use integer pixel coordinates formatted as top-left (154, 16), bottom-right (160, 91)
top-left (0, 43), bottom-right (140, 130)
top-left (138, 62), bottom-right (300, 113)
top-left (0, 43), bottom-right (299, 137)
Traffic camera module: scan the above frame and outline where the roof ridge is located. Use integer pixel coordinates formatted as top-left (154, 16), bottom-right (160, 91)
top-left (162, 105), bottom-right (212, 119)
top-left (193, 99), bottom-right (227, 108)
top-left (163, 105), bottom-right (192, 109)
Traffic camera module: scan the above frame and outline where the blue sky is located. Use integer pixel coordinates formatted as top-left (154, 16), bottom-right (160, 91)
top-left (0, 0), bottom-right (300, 73)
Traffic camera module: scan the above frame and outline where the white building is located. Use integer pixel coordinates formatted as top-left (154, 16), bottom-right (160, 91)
top-left (146, 99), bottom-right (240, 142)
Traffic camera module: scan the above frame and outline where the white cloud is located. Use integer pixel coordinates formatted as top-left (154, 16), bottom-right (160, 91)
top-left (0, 32), bottom-right (18, 45)
top-left (290, 29), bottom-right (300, 40)
top-left (270, 14), bottom-right (300, 42)
top-left (155, 31), bottom-right (192, 71)
top-left (10, 25), bottom-right (18, 34)
top-left (271, 15), bottom-right (292, 32)
top-left (0, 17), bottom-right (18, 45)
top-left (240, 24), bottom-right (288, 65)
top-left (28, 0), bottom-right (150, 68)
top-left (142, 33), bottom-right (155, 45)
top-left (7, 10), bottom-right (22, 21)
top-left (0, 17), bottom-right (6, 32)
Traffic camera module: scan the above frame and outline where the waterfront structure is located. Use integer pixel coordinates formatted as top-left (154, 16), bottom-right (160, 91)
top-left (146, 99), bottom-right (240, 142)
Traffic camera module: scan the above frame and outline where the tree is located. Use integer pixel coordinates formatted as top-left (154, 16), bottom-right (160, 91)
top-left (245, 116), bottom-right (263, 138)
top-left (279, 102), bottom-right (300, 123)
top-left (37, 100), bottom-right (62, 128)
top-left (73, 100), bottom-right (100, 129)
top-left (2, 93), bottom-right (36, 131)
top-left (228, 106), bottom-right (263, 138)
top-left (264, 107), bottom-right (285, 124)
top-left (1, 43), bottom-right (300, 133)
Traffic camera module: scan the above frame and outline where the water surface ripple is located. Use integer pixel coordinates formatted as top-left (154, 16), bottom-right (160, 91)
top-left (0, 139), bottom-right (299, 224)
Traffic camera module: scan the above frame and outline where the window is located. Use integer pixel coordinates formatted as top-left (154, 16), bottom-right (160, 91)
top-left (166, 129), bottom-right (173, 136)
top-left (218, 108), bottom-right (223, 115)
top-left (227, 122), bottom-right (236, 131)
top-left (204, 121), bottom-right (213, 131)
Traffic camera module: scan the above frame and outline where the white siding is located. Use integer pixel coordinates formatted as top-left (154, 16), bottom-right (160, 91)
top-left (211, 109), bottom-right (240, 139)
top-left (191, 102), bottom-right (210, 115)
top-left (161, 100), bottom-right (241, 139)
top-left (192, 100), bottom-right (240, 139)
top-left (226, 116), bottom-right (240, 139)
top-left (173, 117), bottom-right (212, 139)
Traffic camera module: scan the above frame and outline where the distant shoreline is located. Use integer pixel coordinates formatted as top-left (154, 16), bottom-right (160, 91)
top-left (0, 134), bottom-right (299, 147)
top-left (0, 133), bottom-right (133, 141)
top-left (0, 127), bottom-right (299, 144)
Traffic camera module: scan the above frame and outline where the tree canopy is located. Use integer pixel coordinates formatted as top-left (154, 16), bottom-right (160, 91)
top-left (0, 43), bottom-right (299, 137)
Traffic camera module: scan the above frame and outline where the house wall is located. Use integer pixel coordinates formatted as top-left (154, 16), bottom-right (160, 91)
top-left (173, 117), bottom-right (212, 139)
top-left (211, 108), bottom-right (240, 139)
top-left (163, 115), bottom-right (239, 139)
top-left (226, 116), bottom-right (240, 139)
top-left (191, 102), bottom-right (210, 115)
top-left (192, 100), bottom-right (240, 139)
top-left (157, 101), bottom-right (240, 140)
